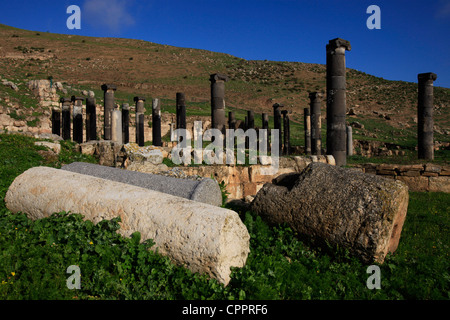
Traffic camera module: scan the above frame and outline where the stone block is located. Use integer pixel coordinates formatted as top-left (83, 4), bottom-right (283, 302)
top-left (429, 176), bottom-right (450, 193)
top-left (396, 176), bottom-right (429, 192)
top-left (400, 170), bottom-right (421, 177)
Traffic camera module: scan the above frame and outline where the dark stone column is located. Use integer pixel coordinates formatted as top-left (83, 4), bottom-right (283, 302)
top-left (304, 108), bottom-right (311, 155)
top-left (101, 84), bottom-right (117, 140)
top-left (134, 97), bottom-right (146, 146)
top-left (262, 113), bottom-right (269, 151)
top-left (247, 110), bottom-right (254, 130)
top-left (282, 110), bottom-right (290, 156)
top-left (309, 92), bottom-right (323, 155)
top-left (152, 98), bottom-right (162, 147)
top-left (176, 92), bottom-right (186, 130)
top-left (273, 103), bottom-right (283, 154)
top-left (138, 114), bottom-right (145, 147)
top-left (71, 96), bottom-right (84, 144)
top-left (210, 73), bottom-right (229, 134)
top-left (51, 108), bottom-right (61, 136)
top-left (85, 97), bottom-right (97, 141)
top-left (122, 103), bottom-right (130, 144)
top-left (417, 72), bottom-right (437, 160)
top-left (326, 38), bottom-right (351, 166)
top-left (228, 111), bottom-right (236, 129)
top-left (60, 97), bottom-right (71, 141)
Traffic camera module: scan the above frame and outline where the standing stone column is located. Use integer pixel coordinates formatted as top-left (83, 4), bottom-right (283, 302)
top-left (134, 97), bottom-right (146, 147)
top-left (61, 98), bottom-right (71, 141)
top-left (176, 92), bottom-right (187, 130)
top-left (347, 125), bottom-right (353, 156)
top-left (71, 96), bottom-right (84, 144)
top-left (51, 107), bottom-right (61, 136)
top-left (122, 103), bottom-right (130, 144)
top-left (309, 92), bottom-right (323, 155)
top-left (86, 97), bottom-right (97, 141)
top-left (228, 111), bottom-right (236, 129)
top-left (273, 103), bottom-right (283, 154)
top-left (111, 104), bottom-right (123, 144)
top-left (326, 38), bottom-right (351, 166)
top-left (262, 113), bottom-right (270, 151)
top-left (304, 108), bottom-right (311, 155)
top-left (417, 72), bottom-right (437, 160)
top-left (101, 84), bottom-right (116, 140)
top-left (152, 98), bottom-right (162, 147)
top-left (210, 73), bottom-right (229, 134)
top-left (282, 110), bottom-right (291, 156)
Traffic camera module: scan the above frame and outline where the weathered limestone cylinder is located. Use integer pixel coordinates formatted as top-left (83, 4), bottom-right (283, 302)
top-left (61, 97), bottom-right (71, 141)
top-left (5, 167), bottom-right (250, 285)
top-left (346, 125), bottom-right (353, 156)
top-left (282, 110), bottom-right (290, 156)
top-left (326, 38), bottom-right (351, 166)
top-left (101, 84), bottom-right (117, 140)
top-left (304, 108), bottom-right (311, 155)
top-left (176, 92), bottom-right (186, 130)
top-left (210, 73), bottom-right (229, 134)
top-left (309, 92), bottom-right (323, 155)
top-left (61, 162), bottom-right (223, 207)
top-left (71, 96), bottom-right (84, 144)
top-left (252, 162), bottom-right (409, 264)
top-left (86, 97), bottom-right (97, 141)
top-left (134, 97), bottom-right (146, 146)
top-left (122, 103), bottom-right (130, 144)
top-left (417, 72), bottom-right (437, 160)
top-left (152, 98), bottom-right (162, 146)
top-left (111, 105), bottom-right (122, 144)
top-left (51, 108), bottom-right (61, 136)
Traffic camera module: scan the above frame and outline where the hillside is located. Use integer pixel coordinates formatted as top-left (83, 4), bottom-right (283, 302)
top-left (0, 23), bottom-right (449, 159)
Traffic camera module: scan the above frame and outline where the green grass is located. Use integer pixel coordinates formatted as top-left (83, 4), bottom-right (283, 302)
top-left (0, 133), bottom-right (448, 300)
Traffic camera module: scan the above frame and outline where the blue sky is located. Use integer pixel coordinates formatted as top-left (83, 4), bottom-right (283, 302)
top-left (1, 0), bottom-right (449, 88)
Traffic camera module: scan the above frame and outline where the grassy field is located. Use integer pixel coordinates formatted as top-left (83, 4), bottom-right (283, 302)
top-left (0, 133), bottom-right (448, 300)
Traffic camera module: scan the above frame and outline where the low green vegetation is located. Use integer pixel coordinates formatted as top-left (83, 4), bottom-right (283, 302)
top-left (0, 133), bottom-right (448, 300)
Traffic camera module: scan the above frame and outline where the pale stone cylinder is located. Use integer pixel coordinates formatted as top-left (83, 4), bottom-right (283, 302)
top-left (5, 167), bottom-right (250, 285)
top-left (111, 105), bottom-right (122, 144)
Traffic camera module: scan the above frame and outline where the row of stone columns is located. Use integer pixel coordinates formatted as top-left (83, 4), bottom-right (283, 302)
top-left (51, 59), bottom-right (437, 162)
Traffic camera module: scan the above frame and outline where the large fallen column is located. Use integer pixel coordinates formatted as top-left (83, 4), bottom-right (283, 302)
top-left (5, 166), bottom-right (250, 285)
top-left (252, 162), bottom-right (409, 264)
top-left (61, 162), bottom-right (223, 207)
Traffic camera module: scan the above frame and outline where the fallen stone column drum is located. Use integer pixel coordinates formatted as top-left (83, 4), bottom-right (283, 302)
top-left (61, 162), bottom-right (223, 207)
top-left (252, 162), bottom-right (409, 264)
top-left (5, 167), bottom-right (250, 285)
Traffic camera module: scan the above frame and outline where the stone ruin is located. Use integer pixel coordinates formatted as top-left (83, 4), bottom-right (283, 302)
top-left (2, 37), bottom-right (447, 283)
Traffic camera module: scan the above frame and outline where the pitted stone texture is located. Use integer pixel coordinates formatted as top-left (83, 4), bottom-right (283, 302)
top-left (62, 162), bottom-right (223, 207)
top-left (5, 167), bottom-right (249, 285)
top-left (252, 162), bottom-right (409, 264)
